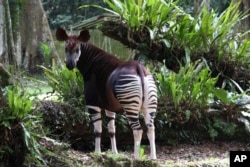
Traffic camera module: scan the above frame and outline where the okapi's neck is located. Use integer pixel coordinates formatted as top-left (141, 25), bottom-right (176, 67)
top-left (77, 43), bottom-right (124, 80)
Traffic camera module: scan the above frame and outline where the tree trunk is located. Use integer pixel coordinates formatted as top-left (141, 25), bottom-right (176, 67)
top-left (0, 0), bottom-right (60, 73)
top-left (0, 63), bottom-right (10, 107)
top-left (0, 63), bottom-right (11, 87)
top-left (20, 0), bottom-right (60, 72)
top-left (0, 0), bottom-right (9, 65)
top-left (194, 0), bottom-right (211, 14)
top-left (1, 0), bottom-right (60, 105)
top-left (241, 0), bottom-right (250, 37)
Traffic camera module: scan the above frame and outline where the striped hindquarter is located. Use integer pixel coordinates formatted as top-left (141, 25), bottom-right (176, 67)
top-left (114, 74), bottom-right (157, 159)
top-left (87, 74), bottom-right (157, 159)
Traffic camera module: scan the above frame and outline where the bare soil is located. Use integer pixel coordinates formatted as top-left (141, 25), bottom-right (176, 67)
top-left (64, 140), bottom-right (250, 166)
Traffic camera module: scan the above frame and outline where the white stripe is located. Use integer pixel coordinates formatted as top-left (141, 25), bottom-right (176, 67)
top-left (86, 105), bottom-right (101, 112)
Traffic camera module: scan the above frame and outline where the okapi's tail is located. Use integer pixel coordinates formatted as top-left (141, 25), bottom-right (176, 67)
top-left (136, 63), bottom-right (149, 102)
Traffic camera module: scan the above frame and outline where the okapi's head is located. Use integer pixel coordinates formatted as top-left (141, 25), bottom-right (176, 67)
top-left (56, 28), bottom-right (90, 70)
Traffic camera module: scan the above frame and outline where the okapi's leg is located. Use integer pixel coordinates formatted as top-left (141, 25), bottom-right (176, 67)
top-left (87, 105), bottom-right (102, 153)
top-left (114, 75), bottom-right (143, 159)
top-left (142, 75), bottom-right (158, 159)
top-left (105, 110), bottom-right (118, 153)
top-left (142, 109), bottom-right (157, 159)
top-left (125, 110), bottom-right (143, 159)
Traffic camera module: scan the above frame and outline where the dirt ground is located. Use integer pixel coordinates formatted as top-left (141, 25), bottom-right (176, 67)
top-left (64, 140), bottom-right (250, 166)
top-left (155, 141), bottom-right (249, 166)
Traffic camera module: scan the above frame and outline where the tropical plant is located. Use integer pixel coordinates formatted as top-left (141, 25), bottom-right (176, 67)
top-left (38, 63), bottom-right (90, 139)
top-left (2, 86), bottom-right (33, 123)
top-left (174, 1), bottom-right (250, 61)
top-left (155, 60), bottom-right (213, 141)
top-left (155, 58), bottom-right (250, 142)
top-left (80, 0), bottom-right (184, 40)
top-left (39, 62), bottom-right (84, 103)
top-left (157, 60), bottom-right (221, 112)
top-left (138, 145), bottom-right (146, 160)
top-left (0, 86), bottom-right (47, 165)
top-left (79, 0), bottom-right (250, 91)
top-left (103, 0), bottom-right (180, 31)
top-left (136, 0), bottom-right (250, 67)
top-left (82, 0), bottom-right (249, 59)
top-left (39, 42), bottom-right (52, 67)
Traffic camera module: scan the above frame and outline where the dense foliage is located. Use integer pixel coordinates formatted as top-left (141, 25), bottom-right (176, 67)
top-left (86, 0), bottom-right (250, 90)
top-left (0, 85), bottom-right (47, 165)
top-left (156, 60), bottom-right (250, 143)
top-left (42, 0), bottom-right (231, 29)
top-left (39, 62), bottom-right (84, 103)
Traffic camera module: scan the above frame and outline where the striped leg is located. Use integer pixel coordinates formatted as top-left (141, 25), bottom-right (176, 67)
top-left (126, 111), bottom-right (143, 160)
top-left (105, 110), bottom-right (118, 153)
top-left (114, 75), bottom-right (143, 159)
top-left (142, 75), bottom-right (158, 159)
top-left (87, 105), bottom-right (102, 153)
top-left (142, 109), bottom-right (156, 159)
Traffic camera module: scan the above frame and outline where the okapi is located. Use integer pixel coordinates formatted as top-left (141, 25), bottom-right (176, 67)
top-left (56, 28), bottom-right (158, 159)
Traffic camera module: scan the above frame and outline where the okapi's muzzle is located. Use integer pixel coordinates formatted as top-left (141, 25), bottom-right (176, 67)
top-left (65, 49), bottom-right (80, 70)
top-left (65, 55), bottom-right (77, 70)
top-left (66, 61), bottom-right (75, 70)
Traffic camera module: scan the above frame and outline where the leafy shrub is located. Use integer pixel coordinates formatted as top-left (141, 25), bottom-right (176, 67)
top-left (84, 0), bottom-right (250, 90)
top-left (155, 60), bottom-right (250, 143)
top-left (86, 0), bottom-right (250, 61)
top-left (93, 0), bottom-right (180, 31)
top-left (170, 1), bottom-right (250, 62)
top-left (0, 86), bottom-right (47, 166)
top-left (2, 86), bottom-right (33, 123)
top-left (157, 60), bottom-right (219, 118)
top-left (39, 63), bottom-right (91, 145)
top-left (40, 62), bottom-right (84, 104)
top-left (39, 42), bottom-right (52, 67)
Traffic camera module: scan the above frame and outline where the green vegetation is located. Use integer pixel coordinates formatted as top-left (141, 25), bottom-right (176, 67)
top-left (0, 72), bottom-right (86, 166)
top-left (39, 62), bottom-right (84, 103)
top-left (82, 0), bottom-right (180, 32)
top-left (39, 42), bottom-right (52, 67)
top-left (84, 0), bottom-right (250, 90)
top-left (157, 60), bottom-right (219, 111)
top-left (155, 60), bottom-right (250, 143)
top-left (88, 151), bottom-right (159, 167)
top-left (0, 85), bottom-right (47, 165)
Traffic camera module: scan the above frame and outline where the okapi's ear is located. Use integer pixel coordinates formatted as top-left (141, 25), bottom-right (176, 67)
top-left (56, 28), bottom-right (68, 41)
top-left (78, 29), bottom-right (90, 42)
